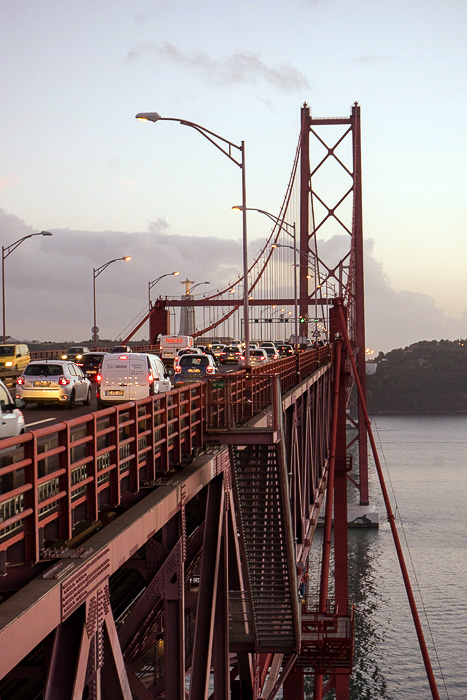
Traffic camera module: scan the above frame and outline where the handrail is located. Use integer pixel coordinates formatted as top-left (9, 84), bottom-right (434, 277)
top-left (0, 347), bottom-right (331, 566)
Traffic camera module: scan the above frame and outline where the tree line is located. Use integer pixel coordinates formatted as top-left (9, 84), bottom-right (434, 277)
top-left (366, 339), bottom-right (467, 413)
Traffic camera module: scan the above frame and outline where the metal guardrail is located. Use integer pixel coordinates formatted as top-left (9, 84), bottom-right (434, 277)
top-left (0, 347), bottom-right (331, 566)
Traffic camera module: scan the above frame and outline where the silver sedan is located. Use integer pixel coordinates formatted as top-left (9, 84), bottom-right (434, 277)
top-left (16, 360), bottom-right (92, 408)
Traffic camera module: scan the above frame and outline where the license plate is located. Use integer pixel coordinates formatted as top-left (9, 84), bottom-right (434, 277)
top-left (34, 381), bottom-right (51, 387)
top-left (106, 390), bottom-right (124, 396)
top-left (187, 368), bottom-right (201, 373)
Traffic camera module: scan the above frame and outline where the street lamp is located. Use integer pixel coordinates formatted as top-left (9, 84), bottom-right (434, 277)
top-left (148, 271), bottom-right (180, 311)
top-left (136, 111), bottom-right (251, 366)
top-left (93, 256), bottom-right (131, 346)
top-left (2, 231), bottom-right (53, 343)
top-left (234, 206), bottom-right (298, 353)
top-left (189, 281), bottom-right (210, 294)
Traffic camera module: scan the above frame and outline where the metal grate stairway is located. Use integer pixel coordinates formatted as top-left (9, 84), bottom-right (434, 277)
top-left (231, 443), bottom-right (299, 652)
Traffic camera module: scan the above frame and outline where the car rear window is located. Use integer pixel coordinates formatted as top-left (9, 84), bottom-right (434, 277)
top-left (251, 350), bottom-right (266, 357)
top-left (179, 356), bottom-right (209, 367)
top-left (24, 364), bottom-right (63, 376)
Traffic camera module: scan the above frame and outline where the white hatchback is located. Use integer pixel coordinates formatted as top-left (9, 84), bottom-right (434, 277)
top-left (16, 360), bottom-right (92, 408)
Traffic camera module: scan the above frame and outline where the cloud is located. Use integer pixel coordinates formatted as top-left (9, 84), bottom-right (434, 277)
top-left (363, 238), bottom-right (466, 352)
top-left (127, 43), bottom-right (309, 92)
top-left (0, 209), bottom-right (464, 349)
top-left (0, 174), bottom-right (20, 191)
top-left (148, 217), bottom-right (169, 234)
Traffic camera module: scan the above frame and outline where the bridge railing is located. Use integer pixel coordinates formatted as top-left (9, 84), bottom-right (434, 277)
top-left (204, 346), bottom-right (331, 430)
top-left (0, 347), bottom-right (331, 566)
top-left (0, 384), bottom-right (204, 565)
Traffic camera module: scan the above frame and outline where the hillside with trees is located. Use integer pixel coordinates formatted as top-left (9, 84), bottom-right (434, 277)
top-left (366, 340), bottom-right (467, 413)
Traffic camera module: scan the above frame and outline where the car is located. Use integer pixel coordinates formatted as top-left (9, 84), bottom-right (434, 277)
top-left (173, 348), bottom-right (201, 368)
top-left (97, 352), bottom-right (172, 407)
top-left (246, 348), bottom-right (270, 365)
top-left (276, 343), bottom-right (294, 357)
top-left (61, 346), bottom-right (90, 361)
top-left (260, 341), bottom-right (279, 352)
top-left (210, 344), bottom-right (225, 359)
top-left (0, 343), bottom-right (30, 375)
top-left (0, 379), bottom-right (25, 438)
top-left (16, 360), bottom-right (92, 408)
top-left (110, 345), bottom-right (131, 353)
top-left (173, 354), bottom-right (218, 386)
top-left (262, 347), bottom-right (280, 361)
top-left (76, 352), bottom-right (108, 382)
top-left (219, 345), bottom-right (242, 364)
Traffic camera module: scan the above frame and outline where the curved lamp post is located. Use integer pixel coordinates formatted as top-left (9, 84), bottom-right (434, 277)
top-left (2, 231), bottom-right (53, 343)
top-left (189, 281), bottom-right (210, 294)
top-left (93, 256), bottom-right (131, 346)
top-left (148, 271), bottom-right (180, 311)
top-left (136, 112), bottom-right (250, 366)
top-left (234, 206), bottom-right (298, 352)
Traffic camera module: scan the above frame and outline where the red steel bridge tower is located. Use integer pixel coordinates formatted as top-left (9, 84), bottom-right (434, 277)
top-left (2, 105), bottom-right (445, 700)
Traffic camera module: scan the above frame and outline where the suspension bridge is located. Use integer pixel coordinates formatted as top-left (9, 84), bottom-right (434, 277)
top-left (0, 104), bottom-right (442, 699)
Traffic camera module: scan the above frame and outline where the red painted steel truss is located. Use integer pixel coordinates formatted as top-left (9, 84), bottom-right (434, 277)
top-left (0, 344), bottom-right (363, 699)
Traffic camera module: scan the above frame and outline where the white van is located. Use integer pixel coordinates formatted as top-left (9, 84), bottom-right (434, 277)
top-left (96, 353), bottom-right (172, 408)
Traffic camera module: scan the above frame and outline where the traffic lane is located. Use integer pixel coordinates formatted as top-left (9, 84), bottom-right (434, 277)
top-left (23, 391), bottom-right (99, 428)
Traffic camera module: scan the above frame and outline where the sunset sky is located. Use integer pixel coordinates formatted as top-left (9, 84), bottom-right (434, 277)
top-left (1, 0), bottom-right (466, 352)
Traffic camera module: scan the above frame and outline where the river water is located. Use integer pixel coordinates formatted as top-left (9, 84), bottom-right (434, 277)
top-left (306, 414), bottom-right (466, 699)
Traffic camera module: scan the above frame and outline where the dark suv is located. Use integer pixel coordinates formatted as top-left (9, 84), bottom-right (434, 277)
top-left (76, 352), bottom-right (107, 382)
top-left (61, 346), bottom-right (90, 361)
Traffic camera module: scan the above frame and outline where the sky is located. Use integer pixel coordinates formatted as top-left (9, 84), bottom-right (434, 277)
top-left (1, 0), bottom-right (466, 353)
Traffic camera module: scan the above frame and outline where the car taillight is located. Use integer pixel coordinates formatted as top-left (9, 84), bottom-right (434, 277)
top-left (174, 365), bottom-right (181, 373)
top-left (206, 366), bottom-right (214, 374)
top-left (148, 373), bottom-right (154, 384)
top-left (260, 356), bottom-right (265, 361)
top-left (59, 377), bottom-right (70, 386)
top-left (239, 355), bottom-right (245, 361)
top-left (16, 376), bottom-right (25, 385)
top-left (96, 374), bottom-right (102, 383)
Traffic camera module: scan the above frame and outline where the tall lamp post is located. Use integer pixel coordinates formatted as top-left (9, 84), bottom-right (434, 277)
top-left (135, 112), bottom-right (251, 366)
top-left (93, 256), bottom-right (131, 346)
top-left (234, 207), bottom-right (298, 353)
top-left (2, 231), bottom-right (53, 343)
top-left (189, 281), bottom-right (210, 294)
top-left (148, 271), bottom-right (180, 312)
